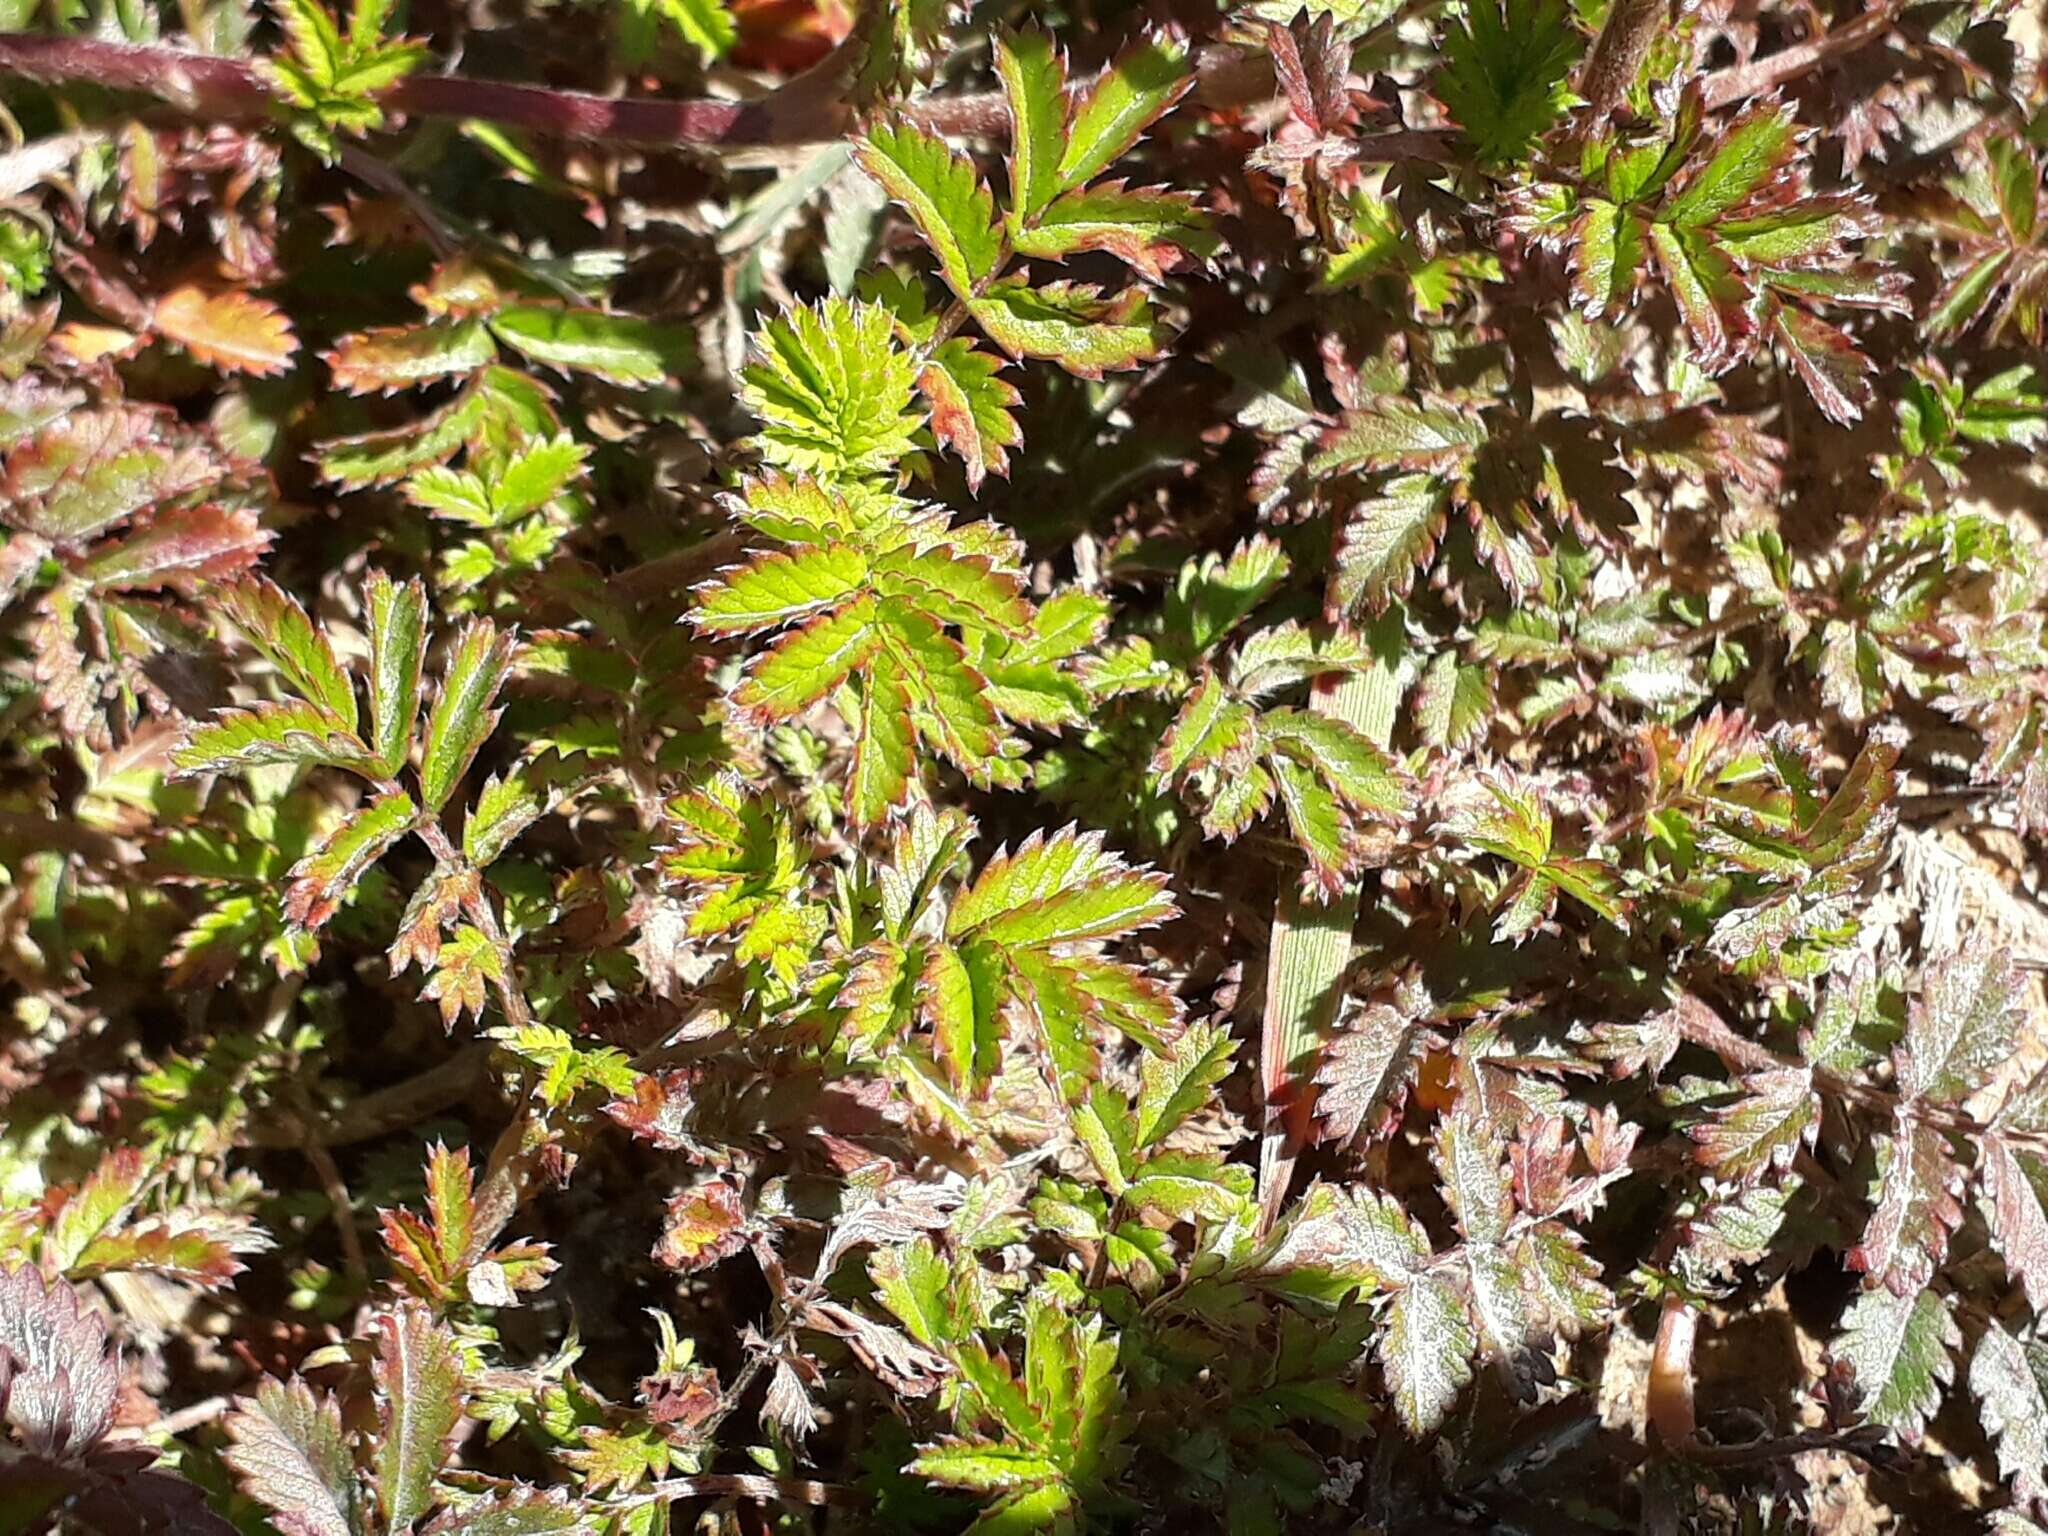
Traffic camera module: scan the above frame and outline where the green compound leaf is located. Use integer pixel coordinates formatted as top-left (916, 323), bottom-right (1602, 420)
top-left (222, 1380), bottom-right (361, 1536)
top-left (732, 598), bottom-right (886, 721)
top-left (693, 545), bottom-right (873, 633)
top-left (1382, 1271), bottom-right (1476, 1435)
top-left (174, 699), bottom-right (370, 778)
top-left (1010, 184), bottom-right (1216, 281)
top-left (969, 278), bottom-right (1169, 378)
top-left (918, 338), bottom-right (1023, 492)
top-left (326, 318), bottom-right (498, 394)
top-left (848, 658), bottom-right (918, 826)
top-left (1832, 1286), bottom-right (1957, 1441)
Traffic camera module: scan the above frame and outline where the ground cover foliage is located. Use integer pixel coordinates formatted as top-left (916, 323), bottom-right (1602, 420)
top-left (4, 0), bottom-right (2048, 1530)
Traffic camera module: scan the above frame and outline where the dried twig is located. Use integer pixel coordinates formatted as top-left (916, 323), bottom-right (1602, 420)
top-left (1678, 1426), bottom-right (1892, 1469)
top-left (1699, 5), bottom-right (1903, 111)
top-left (0, 126), bottom-right (99, 198)
top-left (134, 1394), bottom-right (232, 1440)
top-left (302, 1133), bottom-right (370, 1286)
top-left (625, 1472), bottom-right (861, 1509)
top-left (245, 1043), bottom-right (492, 1148)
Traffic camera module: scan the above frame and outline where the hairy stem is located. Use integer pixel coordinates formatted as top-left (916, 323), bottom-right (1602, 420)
top-left (135, 1394), bottom-right (232, 1440)
top-left (0, 22), bottom-right (1825, 166)
top-left (1575, 0), bottom-right (1668, 125)
top-left (0, 31), bottom-right (1505, 158)
top-left (0, 32), bottom-right (1262, 149)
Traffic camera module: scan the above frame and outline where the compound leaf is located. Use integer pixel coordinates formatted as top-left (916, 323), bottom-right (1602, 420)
top-left (997, 30), bottom-right (1069, 222)
top-left (366, 569), bottom-right (427, 779)
top-left (487, 305), bottom-right (692, 386)
top-left (1897, 940), bottom-right (2023, 1106)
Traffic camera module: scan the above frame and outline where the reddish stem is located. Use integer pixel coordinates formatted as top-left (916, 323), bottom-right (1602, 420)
top-left (0, 26), bottom-right (1841, 157)
top-left (0, 33), bottom-right (800, 144)
top-left (1647, 1293), bottom-right (1700, 1449)
top-left (0, 33), bottom-right (1276, 149)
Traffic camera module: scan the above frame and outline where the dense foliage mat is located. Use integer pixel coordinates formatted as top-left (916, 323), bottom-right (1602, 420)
top-left (5, 0), bottom-right (2048, 1530)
